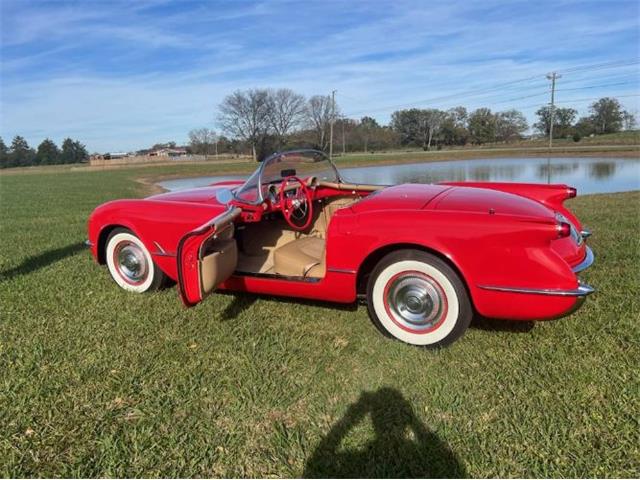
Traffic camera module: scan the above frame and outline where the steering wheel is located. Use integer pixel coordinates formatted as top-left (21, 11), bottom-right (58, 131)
top-left (279, 176), bottom-right (313, 231)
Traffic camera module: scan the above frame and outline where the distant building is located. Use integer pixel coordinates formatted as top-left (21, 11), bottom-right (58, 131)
top-left (103, 152), bottom-right (130, 160)
top-left (148, 147), bottom-right (188, 157)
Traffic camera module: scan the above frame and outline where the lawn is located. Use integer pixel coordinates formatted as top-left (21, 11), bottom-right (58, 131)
top-left (0, 166), bottom-right (638, 477)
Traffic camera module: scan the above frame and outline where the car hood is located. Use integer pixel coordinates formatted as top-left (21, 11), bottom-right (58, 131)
top-left (147, 186), bottom-right (227, 204)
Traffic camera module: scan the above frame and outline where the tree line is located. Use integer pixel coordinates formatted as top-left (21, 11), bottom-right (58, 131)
top-left (0, 136), bottom-right (89, 169)
top-left (198, 90), bottom-right (636, 160)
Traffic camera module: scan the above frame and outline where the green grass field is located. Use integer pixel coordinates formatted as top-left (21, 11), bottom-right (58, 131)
top-left (0, 166), bottom-right (639, 477)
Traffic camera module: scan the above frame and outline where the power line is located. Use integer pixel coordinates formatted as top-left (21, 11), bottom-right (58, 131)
top-left (557, 80), bottom-right (639, 93)
top-left (558, 59), bottom-right (640, 74)
top-left (500, 93), bottom-right (640, 111)
top-left (341, 58), bottom-right (640, 117)
top-left (556, 71), bottom-right (640, 87)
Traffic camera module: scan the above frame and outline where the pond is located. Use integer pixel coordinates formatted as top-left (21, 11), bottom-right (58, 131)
top-left (157, 156), bottom-right (640, 195)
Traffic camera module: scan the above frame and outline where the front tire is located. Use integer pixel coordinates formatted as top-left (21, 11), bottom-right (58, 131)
top-left (366, 250), bottom-right (472, 348)
top-left (105, 228), bottom-right (166, 293)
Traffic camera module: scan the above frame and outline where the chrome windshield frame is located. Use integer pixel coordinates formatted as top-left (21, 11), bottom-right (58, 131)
top-left (232, 149), bottom-right (343, 205)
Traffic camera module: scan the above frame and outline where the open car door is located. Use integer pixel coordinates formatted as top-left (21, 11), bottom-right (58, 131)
top-left (177, 207), bottom-right (241, 307)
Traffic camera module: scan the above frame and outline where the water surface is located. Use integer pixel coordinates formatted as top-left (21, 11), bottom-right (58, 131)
top-left (158, 156), bottom-right (640, 195)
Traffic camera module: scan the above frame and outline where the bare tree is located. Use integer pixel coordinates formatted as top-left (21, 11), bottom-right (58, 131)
top-left (305, 95), bottom-right (339, 151)
top-left (420, 109), bottom-right (446, 150)
top-left (188, 128), bottom-right (217, 157)
top-left (266, 88), bottom-right (306, 143)
top-left (622, 111), bottom-right (636, 131)
top-left (495, 110), bottom-right (528, 142)
top-left (218, 89), bottom-right (269, 161)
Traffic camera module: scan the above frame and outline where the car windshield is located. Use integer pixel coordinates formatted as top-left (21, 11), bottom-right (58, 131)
top-left (233, 150), bottom-right (341, 204)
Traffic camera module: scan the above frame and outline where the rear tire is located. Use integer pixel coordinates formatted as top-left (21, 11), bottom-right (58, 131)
top-left (366, 249), bottom-right (472, 348)
top-left (105, 228), bottom-right (167, 293)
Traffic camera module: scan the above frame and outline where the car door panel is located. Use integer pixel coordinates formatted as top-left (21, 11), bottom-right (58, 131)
top-left (177, 208), bottom-right (241, 306)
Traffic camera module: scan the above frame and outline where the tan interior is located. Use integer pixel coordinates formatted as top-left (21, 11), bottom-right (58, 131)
top-left (236, 194), bottom-right (360, 278)
top-left (197, 185), bottom-right (380, 290)
top-left (200, 238), bottom-right (238, 293)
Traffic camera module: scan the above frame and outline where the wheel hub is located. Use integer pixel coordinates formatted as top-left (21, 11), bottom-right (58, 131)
top-left (385, 273), bottom-right (445, 331)
top-left (116, 243), bottom-right (148, 284)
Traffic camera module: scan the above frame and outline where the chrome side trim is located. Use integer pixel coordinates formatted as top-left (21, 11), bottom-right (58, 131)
top-left (327, 267), bottom-right (357, 275)
top-left (572, 246), bottom-right (594, 273)
top-left (581, 229), bottom-right (592, 239)
top-left (85, 239), bottom-right (94, 247)
top-left (478, 283), bottom-right (595, 297)
top-left (153, 241), bottom-right (166, 254)
top-left (233, 270), bottom-right (322, 283)
top-left (152, 251), bottom-right (176, 258)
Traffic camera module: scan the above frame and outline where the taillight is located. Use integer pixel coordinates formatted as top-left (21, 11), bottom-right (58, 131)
top-left (567, 187), bottom-right (577, 199)
top-left (557, 221), bottom-right (571, 238)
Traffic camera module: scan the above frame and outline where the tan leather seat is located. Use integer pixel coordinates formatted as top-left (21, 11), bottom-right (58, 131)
top-left (273, 236), bottom-right (326, 278)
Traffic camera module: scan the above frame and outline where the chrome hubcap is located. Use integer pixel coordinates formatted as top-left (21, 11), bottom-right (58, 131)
top-left (115, 242), bottom-right (148, 284)
top-left (386, 273), bottom-right (445, 331)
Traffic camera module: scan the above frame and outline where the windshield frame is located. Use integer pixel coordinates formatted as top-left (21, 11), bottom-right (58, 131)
top-left (232, 149), bottom-right (343, 205)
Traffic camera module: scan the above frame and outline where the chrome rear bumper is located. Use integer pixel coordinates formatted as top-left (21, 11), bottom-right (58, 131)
top-left (572, 246), bottom-right (594, 273)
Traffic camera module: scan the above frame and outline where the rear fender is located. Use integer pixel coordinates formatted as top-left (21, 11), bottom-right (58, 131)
top-left (330, 209), bottom-right (578, 306)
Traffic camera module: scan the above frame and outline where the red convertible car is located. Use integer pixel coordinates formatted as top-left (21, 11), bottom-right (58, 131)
top-left (87, 150), bottom-right (594, 347)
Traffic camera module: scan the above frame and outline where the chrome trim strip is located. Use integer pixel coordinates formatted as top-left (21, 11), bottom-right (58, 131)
top-left (233, 270), bottom-right (321, 283)
top-left (581, 229), bottom-right (592, 239)
top-left (478, 283), bottom-right (595, 297)
top-left (85, 239), bottom-right (93, 247)
top-left (153, 241), bottom-right (166, 254)
top-left (572, 246), bottom-right (594, 273)
top-left (152, 251), bottom-right (176, 258)
top-left (327, 267), bottom-right (357, 275)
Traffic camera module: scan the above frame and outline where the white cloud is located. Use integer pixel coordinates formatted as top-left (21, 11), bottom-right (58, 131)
top-left (1, 0), bottom-right (638, 151)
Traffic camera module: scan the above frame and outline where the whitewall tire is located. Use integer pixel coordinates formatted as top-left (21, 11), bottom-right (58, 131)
top-left (366, 250), bottom-right (472, 347)
top-left (105, 228), bottom-right (166, 293)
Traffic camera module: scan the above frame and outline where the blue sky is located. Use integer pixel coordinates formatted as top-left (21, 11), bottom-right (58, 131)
top-left (1, 0), bottom-right (638, 152)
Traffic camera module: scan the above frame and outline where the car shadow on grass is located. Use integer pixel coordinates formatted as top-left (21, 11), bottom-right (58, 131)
top-left (0, 241), bottom-right (86, 282)
top-left (303, 387), bottom-right (466, 478)
top-left (217, 291), bottom-right (358, 321)
top-left (471, 315), bottom-right (535, 333)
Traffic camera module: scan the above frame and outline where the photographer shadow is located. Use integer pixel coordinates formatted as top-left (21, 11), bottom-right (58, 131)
top-left (304, 387), bottom-right (466, 478)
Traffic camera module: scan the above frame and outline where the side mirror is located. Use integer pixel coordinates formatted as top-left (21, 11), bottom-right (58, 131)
top-left (215, 188), bottom-right (233, 205)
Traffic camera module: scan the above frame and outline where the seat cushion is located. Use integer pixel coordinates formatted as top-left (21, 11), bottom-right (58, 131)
top-left (273, 236), bottom-right (326, 278)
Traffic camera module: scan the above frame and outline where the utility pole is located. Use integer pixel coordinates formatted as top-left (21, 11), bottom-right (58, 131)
top-left (329, 90), bottom-right (336, 159)
top-left (341, 116), bottom-right (346, 155)
top-left (546, 72), bottom-right (561, 149)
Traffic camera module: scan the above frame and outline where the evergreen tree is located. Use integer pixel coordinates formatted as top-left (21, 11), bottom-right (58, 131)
top-left (9, 136), bottom-right (36, 167)
top-left (0, 137), bottom-right (8, 169)
top-left (60, 138), bottom-right (89, 164)
top-left (36, 138), bottom-right (61, 165)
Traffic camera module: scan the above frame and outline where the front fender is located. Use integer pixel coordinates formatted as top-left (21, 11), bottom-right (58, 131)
top-left (88, 199), bottom-right (226, 279)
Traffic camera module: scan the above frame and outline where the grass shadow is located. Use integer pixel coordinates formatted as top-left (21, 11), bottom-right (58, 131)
top-left (217, 289), bottom-right (358, 321)
top-left (219, 293), bottom-right (259, 320)
top-left (0, 241), bottom-right (86, 282)
top-left (471, 315), bottom-right (535, 333)
top-left (304, 387), bottom-right (466, 478)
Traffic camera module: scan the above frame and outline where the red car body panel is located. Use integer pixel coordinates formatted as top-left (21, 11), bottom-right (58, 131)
top-left (88, 177), bottom-right (593, 322)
